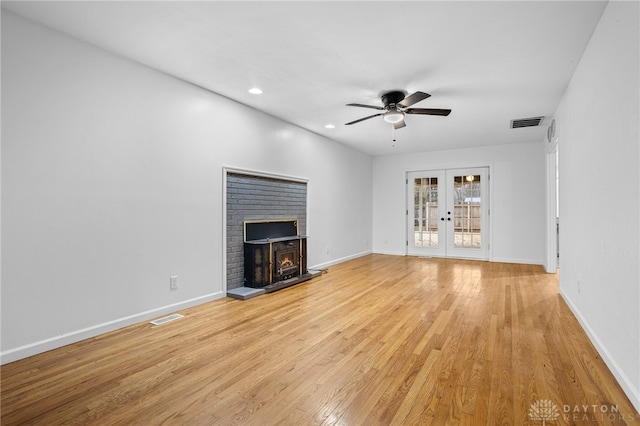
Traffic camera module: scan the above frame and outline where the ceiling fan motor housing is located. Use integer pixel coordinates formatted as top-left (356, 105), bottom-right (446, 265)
top-left (381, 91), bottom-right (406, 107)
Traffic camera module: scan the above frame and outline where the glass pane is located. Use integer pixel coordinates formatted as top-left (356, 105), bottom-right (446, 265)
top-left (414, 177), bottom-right (438, 247)
top-left (453, 174), bottom-right (481, 249)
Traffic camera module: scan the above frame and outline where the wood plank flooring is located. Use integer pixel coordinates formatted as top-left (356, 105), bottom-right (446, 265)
top-left (2, 254), bottom-right (638, 425)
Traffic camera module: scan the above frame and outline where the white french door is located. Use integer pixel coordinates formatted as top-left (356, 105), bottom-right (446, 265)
top-left (407, 167), bottom-right (489, 260)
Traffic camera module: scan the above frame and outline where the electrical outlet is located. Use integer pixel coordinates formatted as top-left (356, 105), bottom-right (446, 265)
top-left (170, 276), bottom-right (178, 291)
top-left (325, 245), bottom-right (330, 254)
top-left (577, 280), bottom-right (581, 295)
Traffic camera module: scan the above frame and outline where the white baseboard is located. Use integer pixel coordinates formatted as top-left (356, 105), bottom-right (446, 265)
top-left (489, 257), bottom-right (544, 266)
top-left (560, 289), bottom-right (640, 414)
top-left (0, 291), bottom-right (225, 365)
top-left (372, 253), bottom-right (544, 267)
top-left (310, 250), bottom-right (372, 270)
top-left (372, 249), bottom-right (406, 256)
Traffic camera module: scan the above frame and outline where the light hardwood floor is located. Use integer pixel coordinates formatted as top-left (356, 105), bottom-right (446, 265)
top-left (2, 255), bottom-right (638, 425)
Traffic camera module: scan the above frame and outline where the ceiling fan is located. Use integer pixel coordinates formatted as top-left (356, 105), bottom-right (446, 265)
top-left (345, 90), bottom-right (451, 129)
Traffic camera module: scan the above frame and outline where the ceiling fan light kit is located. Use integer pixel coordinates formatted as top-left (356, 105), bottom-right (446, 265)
top-left (383, 109), bottom-right (404, 124)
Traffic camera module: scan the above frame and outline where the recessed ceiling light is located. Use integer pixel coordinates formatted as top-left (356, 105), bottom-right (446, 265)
top-left (248, 87), bottom-right (263, 95)
top-left (325, 124), bottom-right (335, 129)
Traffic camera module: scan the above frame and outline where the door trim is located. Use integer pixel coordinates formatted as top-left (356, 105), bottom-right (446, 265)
top-left (545, 141), bottom-right (559, 273)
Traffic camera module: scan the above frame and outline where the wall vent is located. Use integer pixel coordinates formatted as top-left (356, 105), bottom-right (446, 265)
top-left (150, 313), bottom-right (184, 326)
top-left (510, 116), bottom-right (545, 129)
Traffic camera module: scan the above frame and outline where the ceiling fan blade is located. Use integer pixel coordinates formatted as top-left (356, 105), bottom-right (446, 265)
top-left (405, 108), bottom-right (452, 116)
top-left (346, 103), bottom-right (385, 110)
top-left (398, 91), bottom-right (431, 108)
top-left (393, 118), bottom-right (406, 129)
top-left (345, 113), bottom-right (383, 125)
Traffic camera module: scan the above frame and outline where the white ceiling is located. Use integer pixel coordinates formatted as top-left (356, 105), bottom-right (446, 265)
top-left (2, 1), bottom-right (607, 156)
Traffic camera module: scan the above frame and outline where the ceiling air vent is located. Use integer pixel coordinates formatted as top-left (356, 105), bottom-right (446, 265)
top-left (510, 116), bottom-right (545, 129)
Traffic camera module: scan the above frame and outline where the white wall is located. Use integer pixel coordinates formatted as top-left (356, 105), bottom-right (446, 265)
top-left (372, 141), bottom-right (546, 264)
top-left (1, 12), bottom-right (373, 363)
top-left (553, 1), bottom-right (640, 412)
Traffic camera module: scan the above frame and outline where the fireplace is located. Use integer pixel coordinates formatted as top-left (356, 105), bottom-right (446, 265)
top-left (243, 219), bottom-right (309, 292)
top-left (273, 241), bottom-right (300, 280)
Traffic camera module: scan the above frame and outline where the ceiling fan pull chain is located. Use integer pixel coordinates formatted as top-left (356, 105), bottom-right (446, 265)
top-left (392, 125), bottom-right (396, 147)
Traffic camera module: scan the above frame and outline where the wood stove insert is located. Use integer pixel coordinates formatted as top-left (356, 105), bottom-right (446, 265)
top-left (243, 219), bottom-right (312, 293)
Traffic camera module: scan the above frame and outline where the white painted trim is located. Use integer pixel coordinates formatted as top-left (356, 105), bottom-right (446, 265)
top-left (223, 165), bottom-right (309, 184)
top-left (401, 256), bottom-right (541, 267)
top-left (310, 250), bottom-right (372, 270)
top-left (545, 140), bottom-right (559, 273)
top-left (490, 257), bottom-right (545, 266)
top-left (0, 291), bottom-right (225, 365)
top-left (222, 168), bottom-right (228, 296)
top-left (374, 249), bottom-right (407, 257)
top-left (560, 289), bottom-right (640, 414)
top-left (487, 163), bottom-right (495, 262)
top-left (380, 251), bottom-right (542, 266)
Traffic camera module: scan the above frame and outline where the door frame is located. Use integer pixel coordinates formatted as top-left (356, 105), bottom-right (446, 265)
top-left (406, 165), bottom-right (492, 260)
top-left (545, 140), bottom-right (559, 273)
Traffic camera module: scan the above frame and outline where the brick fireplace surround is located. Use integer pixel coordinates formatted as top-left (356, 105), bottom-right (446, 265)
top-left (226, 172), bottom-right (319, 300)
